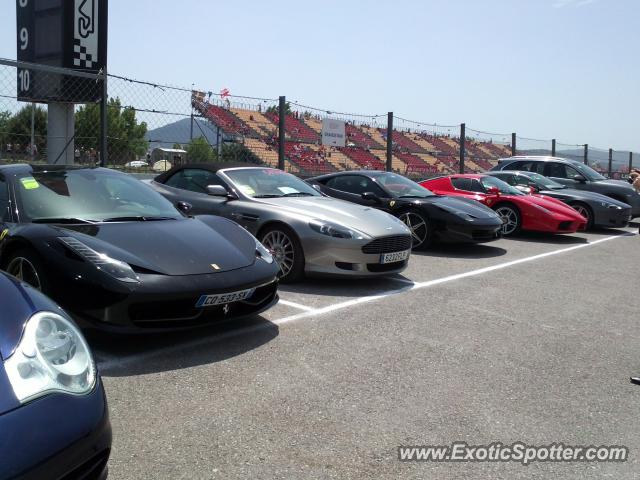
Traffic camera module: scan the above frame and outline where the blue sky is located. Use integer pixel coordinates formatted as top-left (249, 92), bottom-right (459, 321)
top-left (1, 0), bottom-right (638, 151)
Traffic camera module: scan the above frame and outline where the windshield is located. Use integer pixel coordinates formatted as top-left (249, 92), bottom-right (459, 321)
top-left (570, 162), bottom-right (606, 181)
top-left (375, 173), bottom-right (434, 198)
top-left (224, 168), bottom-right (321, 198)
top-left (522, 172), bottom-right (565, 190)
top-left (480, 176), bottom-right (524, 195)
top-left (16, 169), bottom-right (182, 222)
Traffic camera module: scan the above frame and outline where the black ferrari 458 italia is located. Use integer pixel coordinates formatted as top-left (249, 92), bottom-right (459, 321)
top-left (308, 171), bottom-right (503, 248)
top-left (0, 164), bottom-right (279, 331)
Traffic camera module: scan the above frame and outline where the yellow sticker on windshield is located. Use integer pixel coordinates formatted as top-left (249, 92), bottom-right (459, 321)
top-left (20, 177), bottom-right (39, 190)
top-left (239, 185), bottom-right (255, 195)
top-left (0, 229), bottom-right (8, 241)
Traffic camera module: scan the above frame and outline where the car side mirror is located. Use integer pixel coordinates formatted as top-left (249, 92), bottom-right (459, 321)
top-left (176, 201), bottom-right (192, 214)
top-left (311, 183), bottom-right (322, 192)
top-left (573, 174), bottom-right (586, 183)
top-left (527, 183), bottom-right (538, 193)
top-left (361, 191), bottom-right (380, 202)
top-left (515, 185), bottom-right (532, 194)
top-left (206, 185), bottom-right (231, 197)
top-left (487, 186), bottom-right (500, 196)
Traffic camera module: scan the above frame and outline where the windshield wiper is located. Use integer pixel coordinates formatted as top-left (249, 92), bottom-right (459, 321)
top-left (101, 216), bottom-right (177, 222)
top-left (253, 194), bottom-right (283, 198)
top-left (282, 192), bottom-right (315, 197)
top-left (32, 217), bottom-right (97, 224)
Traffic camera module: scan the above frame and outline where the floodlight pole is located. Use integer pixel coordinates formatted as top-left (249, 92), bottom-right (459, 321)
top-left (386, 112), bottom-right (393, 172)
top-left (278, 96), bottom-right (286, 171)
top-left (459, 123), bottom-right (466, 174)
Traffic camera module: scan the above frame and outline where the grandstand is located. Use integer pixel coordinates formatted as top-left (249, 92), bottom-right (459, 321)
top-left (189, 91), bottom-right (510, 177)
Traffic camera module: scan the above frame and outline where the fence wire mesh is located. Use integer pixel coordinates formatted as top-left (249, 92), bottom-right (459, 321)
top-left (0, 59), bottom-right (103, 165)
top-left (1, 58), bottom-right (638, 180)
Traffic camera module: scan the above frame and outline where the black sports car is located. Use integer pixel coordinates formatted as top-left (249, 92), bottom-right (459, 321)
top-left (486, 171), bottom-right (632, 229)
top-left (307, 171), bottom-right (503, 248)
top-left (0, 164), bottom-right (279, 332)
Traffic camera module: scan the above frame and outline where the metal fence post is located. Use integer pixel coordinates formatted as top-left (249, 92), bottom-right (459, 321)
top-left (584, 144), bottom-right (588, 165)
top-left (629, 152), bottom-right (633, 173)
top-left (30, 102), bottom-right (35, 161)
top-left (608, 148), bottom-right (613, 177)
top-left (99, 69), bottom-right (108, 167)
top-left (278, 96), bottom-right (286, 171)
top-left (459, 123), bottom-right (466, 174)
top-left (551, 139), bottom-right (556, 157)
top-left (511, 133), bottom-right (516, 156)
top-left (386, 112), bottom-right (393, 172)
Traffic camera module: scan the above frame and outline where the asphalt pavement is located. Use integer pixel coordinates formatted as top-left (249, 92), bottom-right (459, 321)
top-left (93, 226), bottom-right (640, 479)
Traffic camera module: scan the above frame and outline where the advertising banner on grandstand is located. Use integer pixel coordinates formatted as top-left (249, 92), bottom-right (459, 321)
top-left (321, 119), bottom-right (346, 147)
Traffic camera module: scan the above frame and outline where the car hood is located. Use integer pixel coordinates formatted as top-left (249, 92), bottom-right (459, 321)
top-left (420, 195), bottom-right (501, 220)
top-left (56, 216), bottom-right (257, 275)
top-left (542, 188), bottom-right (631, 207)
top-left (594, 179), bottom-right (636, 190)
top-left (253, 196), bottom-right (409, 237)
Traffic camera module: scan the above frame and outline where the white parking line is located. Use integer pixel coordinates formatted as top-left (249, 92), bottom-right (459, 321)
top-left (278, 299), bottom-right (315, 311)
top-left (96, 232), bottom-right (634, 372)
top-left (273, 233), bottom-right (633, 325)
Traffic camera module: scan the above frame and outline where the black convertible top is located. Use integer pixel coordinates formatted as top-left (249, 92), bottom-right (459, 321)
top-left (154, 162), bottom-right (263, 183)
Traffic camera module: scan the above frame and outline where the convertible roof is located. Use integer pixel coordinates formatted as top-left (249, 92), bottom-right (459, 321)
top-left (154, 162), bottom-right (263, 183)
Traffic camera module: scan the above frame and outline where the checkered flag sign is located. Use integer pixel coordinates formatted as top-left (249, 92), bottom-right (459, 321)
top-left (73, 0), bottom-right (99, 69)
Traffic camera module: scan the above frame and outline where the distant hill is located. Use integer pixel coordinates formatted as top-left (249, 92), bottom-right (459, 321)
top-left (145, 117), bottom-right (220, 149)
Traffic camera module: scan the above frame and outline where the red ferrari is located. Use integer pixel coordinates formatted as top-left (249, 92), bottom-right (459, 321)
top-left (420, 174), bottom-right (587, 236)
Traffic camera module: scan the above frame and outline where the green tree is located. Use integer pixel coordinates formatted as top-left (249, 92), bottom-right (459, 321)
top-left (186, 136), bottom-right (215, 162)
top-left (172, 142), bottom-right (183, 150)
top-left (75, 97), bottom-right (147, 163)
top-left (4, 105), bottom-right (47, 155)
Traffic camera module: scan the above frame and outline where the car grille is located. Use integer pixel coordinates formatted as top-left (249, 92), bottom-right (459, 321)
top-left (362, 235), bottom-right (412, 254)
top-left (472, 229), bottom-right (499, 241)
top-left (558, 221), bottom-right (573, 230)
top-left (60, 449), bottom-right (110, 480)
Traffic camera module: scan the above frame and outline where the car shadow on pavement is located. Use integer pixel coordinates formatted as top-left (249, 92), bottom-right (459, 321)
top-left (87, 316), bottom-right (278, 377)
top-left (278, 275), bottom-right (414, 298)
top-left (506, 232), bottom-right (589, 244)
top-left (414, 243), bottom-right (507, 259)
top-left (587, 226), bottom-right (637, 236)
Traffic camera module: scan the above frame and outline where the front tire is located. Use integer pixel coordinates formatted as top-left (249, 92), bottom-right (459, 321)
top-left (398, 210), bottom-right (431, 249)
top-left (5, 247), bottom-right (49, 293)
top-left (494, 204), bottom-right (521, 236)
top-left (259, 225), bottom-right (305, 283)
top-left (570, 202), bottom-right (594, 229)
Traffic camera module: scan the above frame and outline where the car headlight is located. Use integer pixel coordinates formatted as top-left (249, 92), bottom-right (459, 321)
top-left (4, 311), bottom-right (96, 404)
top-left (59, 236), bottom-right (139, 283)
top-left (309, 220), bottom-right (361, 239)
top-left (601, 202), bottom-right (622, 209)
top-left (255, 239), bottom-right (274, 263)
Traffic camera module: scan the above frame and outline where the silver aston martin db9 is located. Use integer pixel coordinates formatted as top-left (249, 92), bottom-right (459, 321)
top-left (150, 164), bottom-right (413, 282)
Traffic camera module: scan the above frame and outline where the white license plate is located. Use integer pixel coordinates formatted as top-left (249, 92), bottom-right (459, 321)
top-left (196, 288), bottom-right (255, 308)
top-left (380, 250), bottom-right (410, 264)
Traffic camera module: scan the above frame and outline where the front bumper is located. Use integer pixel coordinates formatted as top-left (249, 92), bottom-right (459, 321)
top-left (592, 206), bottom-right (632, 228)
top-left (302, 234), bottom-right (411, 277)
top-left (0, 380), bottom-right (111, 480)
top-left (434, 221), bottom-right (502, 244)
top-left (60, 265), bottom-right (279, 331)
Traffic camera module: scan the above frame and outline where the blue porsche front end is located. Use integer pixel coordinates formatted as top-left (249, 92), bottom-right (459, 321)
top-left (0, 273), bottom-right (111, 480)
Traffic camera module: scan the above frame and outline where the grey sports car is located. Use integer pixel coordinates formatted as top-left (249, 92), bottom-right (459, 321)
top-left (486, 171), bottom-right (632, 229)
top-left (150, 163), bottom-right (413, 282)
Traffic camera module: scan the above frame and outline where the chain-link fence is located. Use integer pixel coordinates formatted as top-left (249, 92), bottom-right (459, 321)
top-left (1, 57), bottom-right (638, 180)
top-left (0, 58), bottom-right (104, 166)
